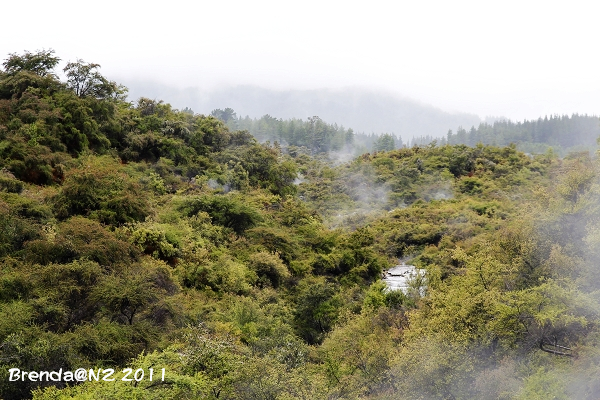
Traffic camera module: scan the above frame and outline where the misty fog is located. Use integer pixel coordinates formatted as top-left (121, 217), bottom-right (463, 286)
top-left (4, 0), bottom-right (600, 398)
top-left (123, 82), bottom-right (482, 142)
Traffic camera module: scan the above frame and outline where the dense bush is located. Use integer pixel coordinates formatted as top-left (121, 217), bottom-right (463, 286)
top-left (179, 195), bottom-right (262, 234)
top-left (53, 157), bottom-right (149, 225)
top-left (2, 50), bottom-right (599, 400)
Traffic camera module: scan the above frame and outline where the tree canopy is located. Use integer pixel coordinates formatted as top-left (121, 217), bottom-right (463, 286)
top-left (1, 50), bottom-right (600, 400)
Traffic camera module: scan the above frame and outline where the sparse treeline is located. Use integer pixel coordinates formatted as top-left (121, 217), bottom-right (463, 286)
top-left (211, 108), bottom-right (404, 154)
top-left (4, 50), bottom-right (600, 400)
top-left (404, 134), bottom-right (439, 147)
top-left (440, 114), bottom-right (600, 154)
top-left (214, 111), bottom-right (600, 158)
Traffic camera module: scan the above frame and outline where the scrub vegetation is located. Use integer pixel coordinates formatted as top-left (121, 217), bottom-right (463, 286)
top-left (2, 50), bottom-right (600, 399)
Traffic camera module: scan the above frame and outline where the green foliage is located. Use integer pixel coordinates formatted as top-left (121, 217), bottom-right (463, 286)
top-left (445, 114), bottom-right (600, 155)
top-left (24, 217), bottom-right (135, 266)
top-left (458, 176), bottom-right (484, 194)
top-left (517, 366), bottom-right (569, 400)
top-left (229, 113), bottom-right (356, 154)
top-left (128, 224), bottom-right (180, 263)
top-left (320, 308), bottom-right (404, 398)
top-left (2, 49), bottom-right (60, 77)
top-left (0, 169), bottom-right (24, 193)
top-left (63, 59), bottom-right (120, 99)
top-left (216, 142), bottom-right (298, 195)
top-left (247, 251), bottom-right (290, 288)
top-left (179, 195), bottom-right (262, 235)
top-left (6, 49), bottom-right (600, 400)
top-left (0, 198), bottom-right (42, 257)
top-left (373, 133), bottom-right (396, 152)
top-left (293, 277), bottom-right (342, 344)
top-left (53, 157), bottom-right (149, 225)
top-left (246, 226), bottom-right (300, 265)
top-left (91, 260), bottom-right (176, 325)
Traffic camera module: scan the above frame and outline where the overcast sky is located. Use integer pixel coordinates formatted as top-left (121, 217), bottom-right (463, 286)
top-left (3, 0), bottom-right (599, 121)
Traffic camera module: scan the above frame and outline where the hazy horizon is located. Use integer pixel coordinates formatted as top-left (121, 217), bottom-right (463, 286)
top-left (4, 0), bottom-right (600, 126)
top-left (121, 80), bottom-right (487, 139)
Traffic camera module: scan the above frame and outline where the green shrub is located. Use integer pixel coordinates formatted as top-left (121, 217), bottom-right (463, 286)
top-left (129, 225), bottom-right (179, 264)
top-left (23, 217), bottom-right (136, 266)
top-left (179, 195), bottom-right (262, 234)
top-left (53, 157), bottom-right (149, 225)
top-left (248, 251), bottom-right (290, 288)
top-left (459, 176), bottom-right (484, 194)
top-left (0, 176), bottom-right (23, 193)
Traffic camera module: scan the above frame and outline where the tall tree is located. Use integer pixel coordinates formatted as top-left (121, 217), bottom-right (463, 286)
top-left (63, 59), bottom-right (120, 99)
top-left (373, 133), bottom-right (395, 152)
top-left (2, 49), bottom-right (60, 76)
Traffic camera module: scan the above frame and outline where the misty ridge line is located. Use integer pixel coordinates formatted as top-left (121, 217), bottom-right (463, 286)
top-left (211, 108), bottom-right (600, 158)
top-left (122, 81), bottom-right (480, 139)
top-left (123, 81), bottom-right (600, 156)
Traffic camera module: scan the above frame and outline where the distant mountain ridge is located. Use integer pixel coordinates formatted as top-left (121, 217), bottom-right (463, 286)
top-left (122, 82), bottom-right (482, 141)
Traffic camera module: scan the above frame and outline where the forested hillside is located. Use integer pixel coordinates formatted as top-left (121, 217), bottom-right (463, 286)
top-left (2, 50), bottom-right (600, 399)
top-left (210, 108), bottom-right (402, 156)
top-left (424, 114), bottom-right (600, 155)
top-left (123, 83), bottom-right (482, 141)
top-left (213, 110), bottom-right (600, 159)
